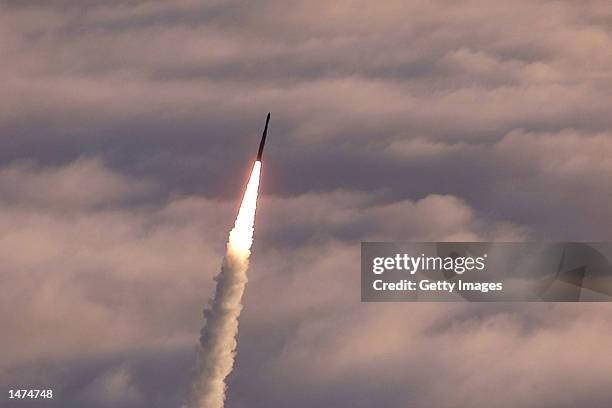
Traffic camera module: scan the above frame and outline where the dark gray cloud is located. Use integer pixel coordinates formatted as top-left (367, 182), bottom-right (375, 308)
top-left (1, 1), bottom-right (612, 407)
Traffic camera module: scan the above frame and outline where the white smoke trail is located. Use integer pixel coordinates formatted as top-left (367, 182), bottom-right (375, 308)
top-left (189, 161), bottom-right (262, 408)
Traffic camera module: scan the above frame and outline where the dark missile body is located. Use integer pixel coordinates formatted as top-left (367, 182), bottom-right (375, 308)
top-left (257, 113), bottom-right (270, 161)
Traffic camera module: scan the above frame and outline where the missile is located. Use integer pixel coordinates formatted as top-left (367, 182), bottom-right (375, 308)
top-left (256, 112), bottom-right (270, 161)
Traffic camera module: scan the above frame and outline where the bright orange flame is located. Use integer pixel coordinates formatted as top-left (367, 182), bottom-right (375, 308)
top-left (227, 161), bottom-right (261, 254)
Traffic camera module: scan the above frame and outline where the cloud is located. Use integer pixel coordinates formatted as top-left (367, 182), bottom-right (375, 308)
top-left (491, 129), bottom-right (612, 239)
top-left (0, 160), bottom-right (231, 378)
top-left (0, 158), bottom-right (526, 406)
top-left (75, 364), bottom-right (143, 407)
top-left (1, 1), bottom-right (612, 407)
top-left (0, 157), bottom-right (155, 210)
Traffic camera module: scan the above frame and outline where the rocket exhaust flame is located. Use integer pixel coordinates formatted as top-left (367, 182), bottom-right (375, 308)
top-left (188, 161), bottom-right (262, 408)
top-left (228, 161), bottom-right (261, 255)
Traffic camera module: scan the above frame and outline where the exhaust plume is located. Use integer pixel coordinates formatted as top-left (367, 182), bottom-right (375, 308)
top-left (189, 161), bottom-right (262, 408)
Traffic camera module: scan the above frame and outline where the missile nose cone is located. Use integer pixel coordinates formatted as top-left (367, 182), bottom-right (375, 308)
top-left (256, 113), bottom-right (270, 161)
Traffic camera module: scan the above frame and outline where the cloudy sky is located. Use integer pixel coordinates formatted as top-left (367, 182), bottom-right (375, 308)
top-left (1, 1), bottom-right (612, 407)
